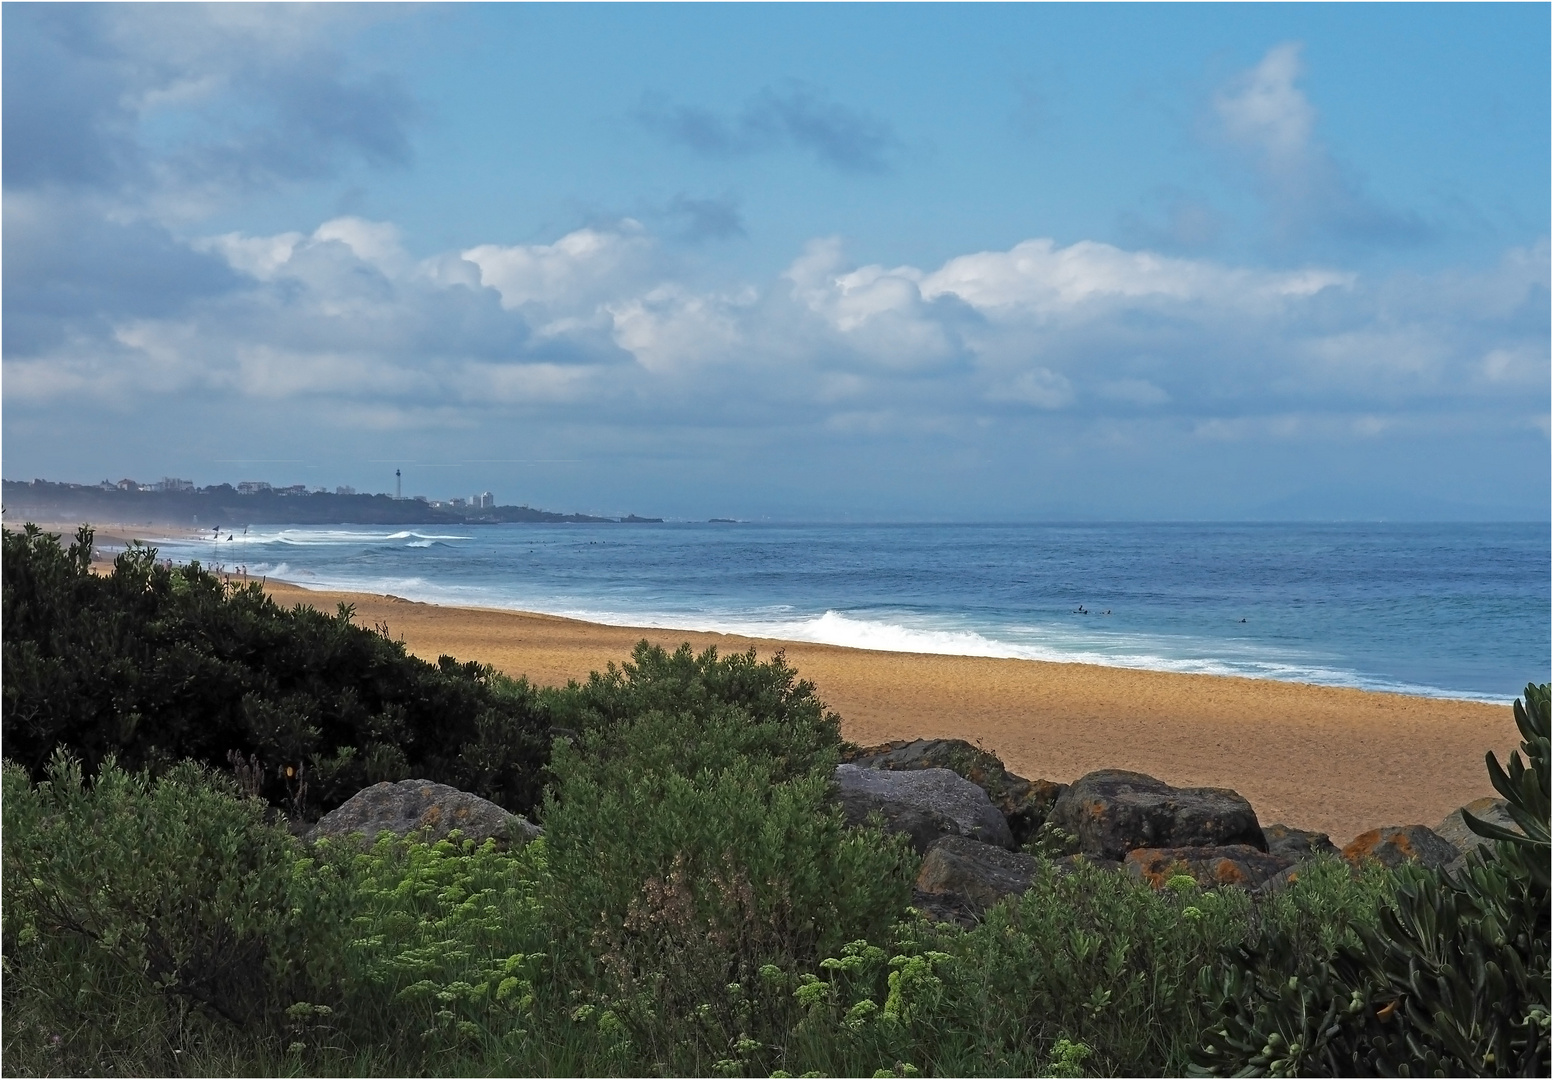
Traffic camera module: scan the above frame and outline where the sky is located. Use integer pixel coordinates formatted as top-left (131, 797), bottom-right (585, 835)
top-left (3, 3), bottom-right (1549, 521)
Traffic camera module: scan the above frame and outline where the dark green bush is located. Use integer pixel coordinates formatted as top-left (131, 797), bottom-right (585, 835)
top-left (1194, 683), bottom-right (1552, 1077)
top-left (543, 641), bottom-right (842, 781)
top-left (1, 524), bottom-right (551, 817)
top-left (540, 695), bottom-right (916, 1074)
top-left (1, 752), bottom-right (297, 1073)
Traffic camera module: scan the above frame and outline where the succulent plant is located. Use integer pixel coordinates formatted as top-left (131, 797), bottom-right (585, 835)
top-left (1193, 683), bottom-right (1551, 1077)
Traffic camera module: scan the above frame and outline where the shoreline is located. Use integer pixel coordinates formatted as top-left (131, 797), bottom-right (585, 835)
top-left (35, 518), bottom-right (1522, 842)
top-left (257, 579), bottom-right (1513, 846)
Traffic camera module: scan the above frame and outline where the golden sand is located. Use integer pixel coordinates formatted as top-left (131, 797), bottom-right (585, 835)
top-left (255, 580), bottom-right (1515, 845)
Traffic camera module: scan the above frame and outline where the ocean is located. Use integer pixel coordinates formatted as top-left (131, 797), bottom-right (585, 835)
top-left (143, 521), bottom-right (1550, 704)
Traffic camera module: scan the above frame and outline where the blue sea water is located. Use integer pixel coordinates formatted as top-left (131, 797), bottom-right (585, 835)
top-left (145, 522), bottom-right (1551, 704)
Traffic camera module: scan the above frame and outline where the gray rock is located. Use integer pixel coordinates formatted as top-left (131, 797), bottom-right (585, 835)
top-left (834, 764), bottom-right (1014, 849)
top-left (1435, 797), bottom-right (1519, 854)
top-left (915, 836), bottom-right (1041, 918)
top-left (1341, 825), bottom-right (1458, 872)
top-left (1262, 823), bottom-right (1340, 861)
top-left (308, 779), bottom-right (543, 848)
top-left (1050, 769), bottom-right (1265, 861)
top-left (845, 738), bottom-right (1067, 845)
top-left (835, 788), bottom-right (965, 855)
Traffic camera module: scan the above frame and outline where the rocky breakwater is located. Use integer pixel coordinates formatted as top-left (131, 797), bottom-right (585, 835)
top-left (835, 737), bottom-right (1512, 925)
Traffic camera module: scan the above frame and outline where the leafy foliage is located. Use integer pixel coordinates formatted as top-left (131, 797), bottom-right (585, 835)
top-left (1194, 683), bottom-right (1552, 1077)
top-left (543, 640), bottom-right (843, 780)
top-left (279, 831), bottom-right (552, 1065)
top-left (1, 524), bottom-right (551, 817)
top-left (1, 753), bottom-right (297, 1073)
top-left (541, 694), bottom-right (916, 1073)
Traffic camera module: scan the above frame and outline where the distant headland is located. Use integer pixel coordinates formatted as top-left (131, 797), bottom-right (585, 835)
top-left (0, 478), bottom-right (661, 527)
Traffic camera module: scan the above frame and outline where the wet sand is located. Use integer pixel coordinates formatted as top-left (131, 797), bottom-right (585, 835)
top-left (255, 580), bottom-right (1516, 845)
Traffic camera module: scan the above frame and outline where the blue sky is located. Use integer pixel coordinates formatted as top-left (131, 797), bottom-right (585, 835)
top-left (4, 3), bottom-right (1548, 520)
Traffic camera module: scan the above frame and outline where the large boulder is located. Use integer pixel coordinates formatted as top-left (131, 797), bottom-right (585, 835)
top-left (1341, 825), bottom-right (1458, 872)
top-left (308, 779), bottom-right (543, 848)
top-left (834, 764), bottom-right (1015, 849)
top-left (914, 836), bottom-right (1041, 919)
top-left (1262, 823), bottom-right (1340, 861)
top-left (834, 788), bottom-right (965, 855)
top-left (1049, 770), bottom-right (1265, 862)
top-left (1434, 797), bottom-right (1519, 856)
top-left (1125, 845), bottom-right (1293, 890)
top-left (845, 738), bottom-right (1067, 844)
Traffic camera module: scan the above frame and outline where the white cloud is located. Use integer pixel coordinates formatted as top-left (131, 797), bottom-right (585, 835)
top-left (917, 237), bottom-right (1351, 315)
top-left (607, 284), bottom-right (748, 374)
top-left (1212, 42), bottom-right (1425, 244)
top-left (195, 230), bottom-right (305, 280)
top-left (10, 215), bottom-right (1546, 451)
top-left (1214, 42), bottom-right (1314, 167)
top-left (463, 222), bottom-right (653, 312)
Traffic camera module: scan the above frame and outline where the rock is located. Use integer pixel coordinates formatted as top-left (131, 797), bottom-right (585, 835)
top-left (1434, 797), bottom-right (1519, 855)
top-left (914, 836), bottom-right (1041, 917)
top-left (835, 788), bottom-right (965, 855)
top-left (1049, 769), bottom-right (1265, 861)
top-left (1262, 823), bottom-right (1340, 861)
top-left (1053, 853), bottom-right (1124, 875)
top-left (910, 888), bottom-right (982, 927)
top-left (1257, 864), bottom-right (1303, 894)
top-left (308, 779), bottom-right (543, 848)
top-left (845, 738), bottom-right (1067, 844)
top-left (1125, 845), bottom-right (1294, 890)
top-left (1341, 825), bottom-right (1458, 872)
top-left (834, 764), bottom-right (1015, 849)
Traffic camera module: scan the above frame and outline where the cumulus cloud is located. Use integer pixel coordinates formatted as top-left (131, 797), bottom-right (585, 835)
top-left (638, 83), bottom-right (900, 173)
top-left (1213, 42), bottom-right (1427, 246)
top-left (7, 208), bottom-right (1544, 466)
top-left (1, 4), bottom-right (417, 362)
top-left (464, 222), bottom-right (655, 315)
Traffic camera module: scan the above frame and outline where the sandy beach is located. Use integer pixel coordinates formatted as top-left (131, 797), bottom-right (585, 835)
top-left (242, 579), bottom-right (1519, 845)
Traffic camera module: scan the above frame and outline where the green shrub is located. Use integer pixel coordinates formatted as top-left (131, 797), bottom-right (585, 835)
top-left (1194, 682), bottom-right (1551, 1077)
top-left (1, 524), bottom-right (551, 818)
top-left (275, 831), bottom-right (551, 1068)
top-left (765, 857), bottom-right (1261, 1077)
top-left (1, 752), bottom-right (297, 1073)
top-left (543, 641), bottom-right (841, 780)
top-left (540, 697), bottom-right (916, 1074)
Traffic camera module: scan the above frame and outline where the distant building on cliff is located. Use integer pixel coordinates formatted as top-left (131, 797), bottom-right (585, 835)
top-left (476, 491), bottom-right (494, 509)
top-left (236, 481), bottom-right (272, 495)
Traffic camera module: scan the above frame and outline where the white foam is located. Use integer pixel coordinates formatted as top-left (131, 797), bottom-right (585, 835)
top-left (143, 544), bottom-right (1515, 707)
